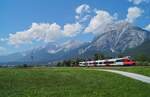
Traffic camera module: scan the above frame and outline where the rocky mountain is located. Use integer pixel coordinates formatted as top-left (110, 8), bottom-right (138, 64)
top-left (0, 22), bottom-right (150, 65)
top-left (80, 22), bottom-right (150, 56)
top-left (124, 40), bottom-right (150, 56)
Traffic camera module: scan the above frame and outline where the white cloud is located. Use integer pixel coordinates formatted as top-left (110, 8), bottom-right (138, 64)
top-left (8, 23), bottom-right (63, 46)
top-left (76, 4), bottom-right (90, 14)
top-left (145, 24), bottom-right (150, 31)
top-left (63, 23), bottom-right (82, 37)
top-left (76, 15), bottom-right (91, 23)
top-left (75, 15), bottom-right (80, 20)
top-left (126, 7), bottom-right (143, 23)
top-left (128, 0), bottom-right (146, 5)
top-left (75, 4), bottom-right (91, 23)
top-left (8, 22), bottom-right (83, 46)
top-left (84, 10), bottom-right (116, 35)
top-left (6, 4), bottom-right (146, 47)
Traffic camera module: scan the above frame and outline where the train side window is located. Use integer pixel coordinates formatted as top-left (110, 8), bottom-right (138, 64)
top-left (104, 61), bottom-right (114, 64)
top-left (99, 62), bottom-right (102, 64)
top-left (116, 60), bottom-right (123, 62)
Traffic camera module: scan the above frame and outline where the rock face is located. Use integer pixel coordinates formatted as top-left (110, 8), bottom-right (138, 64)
top-left (124, 40), bottom-right (150, 56)
top-left (81, 22), bottom-right (150, 55)
top-left (0, 22), bottom-right (150, 64)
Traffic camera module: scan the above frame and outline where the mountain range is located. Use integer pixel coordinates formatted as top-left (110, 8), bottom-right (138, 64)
top-left (0, 22), bottom-right (150, 65)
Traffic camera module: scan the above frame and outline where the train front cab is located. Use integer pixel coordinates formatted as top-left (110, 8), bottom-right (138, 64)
top-left (123, 58), bottom-right (136, 66)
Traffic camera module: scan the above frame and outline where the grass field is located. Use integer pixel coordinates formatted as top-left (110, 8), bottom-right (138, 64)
top-left (0, 67), bottom-right (150, 97)
top-left (92, 66), bottom-right (150, 77)
top-left (116, 66), bottom-right (150, 76)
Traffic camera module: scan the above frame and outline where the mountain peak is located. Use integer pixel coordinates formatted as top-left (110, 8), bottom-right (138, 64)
top-left (85, 23), bottom-right (150, 55)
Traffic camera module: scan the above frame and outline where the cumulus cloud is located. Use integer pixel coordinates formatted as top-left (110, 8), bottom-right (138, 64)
top-left (6, 4), bottom-right (146, 46)
top-left (76, 4), bottom-right (90, 14)
top-left (128, 0), bottom-right (146, 5)
top-left (84, 10), bottom-right (116, 35)
top-left (84, 7), bottom-right (143, 36)
top-left (8, 22), bottom-right (83, 46)
top-left (75, 15), bottom-right (80, 20)
top-left (63, 23), bottom-right (82, 37)
top-left (76, 15), bottom-right (91, 23)
top-left (145, 24), bottom-right (150, 31)
top-left (8, 23), bottom-right (63, 46)
top-left (126, 7), bottom-right (143, 23)
top-left (75, 4), bottom-right (91, 23)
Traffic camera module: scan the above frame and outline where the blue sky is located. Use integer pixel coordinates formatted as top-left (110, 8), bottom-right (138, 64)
top-left (0, 0), bottom-right (150, 55)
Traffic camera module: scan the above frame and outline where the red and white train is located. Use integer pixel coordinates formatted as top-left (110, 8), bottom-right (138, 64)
top-left (79, 56), bottom-right (136, 67)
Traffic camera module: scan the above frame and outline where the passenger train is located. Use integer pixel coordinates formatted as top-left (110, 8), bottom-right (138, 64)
top-left (79, 56), bottom-right (136, 67)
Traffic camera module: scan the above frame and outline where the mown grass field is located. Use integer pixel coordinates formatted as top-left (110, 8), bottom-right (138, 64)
top-left (0, 67), bottom-right (150, 97)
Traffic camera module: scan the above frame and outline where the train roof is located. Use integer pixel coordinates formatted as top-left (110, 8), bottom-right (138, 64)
top-left (79, 56), bottom-right (130, 63)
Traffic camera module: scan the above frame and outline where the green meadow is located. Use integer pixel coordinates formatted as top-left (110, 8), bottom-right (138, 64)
top-left (0, 67), bottom-right (149, 97)
top-left (117, 66), bottom-right (150, 76)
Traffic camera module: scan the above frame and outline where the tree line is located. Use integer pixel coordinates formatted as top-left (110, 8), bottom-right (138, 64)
top-left (56, 53), bottom-right (106, 67)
